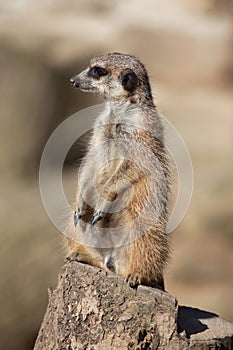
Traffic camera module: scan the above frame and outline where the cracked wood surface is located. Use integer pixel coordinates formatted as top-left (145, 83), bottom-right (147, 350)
top-left (34, 262), bottom-right (233, 350)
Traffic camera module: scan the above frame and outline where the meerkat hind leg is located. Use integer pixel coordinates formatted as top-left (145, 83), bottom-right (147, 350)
top-left (143, 278), bottom-right (165, 291)
top-left (65, 244), bottom-right (104, 271)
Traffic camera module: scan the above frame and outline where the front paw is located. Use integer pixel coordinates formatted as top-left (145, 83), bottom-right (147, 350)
top-left (125, 274), bottom-right (142, 288)
top-left (90, 187), bottom-right (119, 226)
top-left (90, 197), bottom-right (113, 226)
top-left (90, 210), bottom-right (103, 226)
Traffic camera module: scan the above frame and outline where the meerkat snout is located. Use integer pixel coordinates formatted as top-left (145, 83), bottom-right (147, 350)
top-left (70, 76), bottom-right (80, 88)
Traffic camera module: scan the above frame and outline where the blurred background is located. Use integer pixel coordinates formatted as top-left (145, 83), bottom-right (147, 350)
top-left (0, 0), bottom-right (232, 349)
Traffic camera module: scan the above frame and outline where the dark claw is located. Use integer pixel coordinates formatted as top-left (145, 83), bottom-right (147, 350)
top-left (125, 274), bottom-right (141, 288)
top-left (74, 211), bottom-right (78, 227)
top-left (65, 252), bottom-right (87, 264)
top-left (65, 252), bottom-right (79, 262)
top-left (91, 212), bottom-right (103, 226)
top-left (74, 209), bottom-right (83, 227)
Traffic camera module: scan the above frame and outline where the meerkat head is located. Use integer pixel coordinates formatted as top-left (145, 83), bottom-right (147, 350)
top-left (70, 52), bottom-right (153, 103)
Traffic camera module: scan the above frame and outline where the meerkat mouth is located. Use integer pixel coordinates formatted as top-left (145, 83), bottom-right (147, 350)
top-left (69, 77), bottom-right (96, 93)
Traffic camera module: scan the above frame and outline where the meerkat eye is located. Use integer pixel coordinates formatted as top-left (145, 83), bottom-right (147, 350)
top-left (88, 66), bottom-right (108, 79)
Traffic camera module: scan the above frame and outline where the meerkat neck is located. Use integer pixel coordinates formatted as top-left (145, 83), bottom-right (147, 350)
top-left (108, 99), bottom-right (133, 112)
top-left (92, 101), bottom-right (141, 133)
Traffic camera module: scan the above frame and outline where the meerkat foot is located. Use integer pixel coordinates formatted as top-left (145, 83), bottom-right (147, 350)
top-left (90, 211), bottom-right (103, 226)
top-left (125, 274), bottom-right (142, 288)
top-left (65, 252), bottom-right (88, 264)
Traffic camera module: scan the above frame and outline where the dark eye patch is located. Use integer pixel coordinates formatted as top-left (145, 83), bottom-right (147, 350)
top-left (88, 66), bottom-right (108, 79)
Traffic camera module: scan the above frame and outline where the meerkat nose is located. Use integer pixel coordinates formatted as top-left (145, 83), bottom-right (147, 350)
top-left (69, 76), bottom-right (80, 87)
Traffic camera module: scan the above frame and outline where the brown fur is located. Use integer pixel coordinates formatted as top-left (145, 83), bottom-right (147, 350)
top-left (68, 53), bottom-right (170, 289)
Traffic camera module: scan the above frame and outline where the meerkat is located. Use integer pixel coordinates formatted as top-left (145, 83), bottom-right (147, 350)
top-left (67, 52), bottom-right (170, 289)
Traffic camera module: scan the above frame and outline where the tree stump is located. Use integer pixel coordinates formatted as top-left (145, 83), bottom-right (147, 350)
top-left (34, 262), bottom-right (233, 349)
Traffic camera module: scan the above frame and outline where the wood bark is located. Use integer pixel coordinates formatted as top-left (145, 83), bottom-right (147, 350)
top-left (34, 262), bottom-right (233, 350)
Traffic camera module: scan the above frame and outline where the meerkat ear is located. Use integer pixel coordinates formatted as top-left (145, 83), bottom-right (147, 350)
top-left (120, 69), bottom-right (138, 92)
